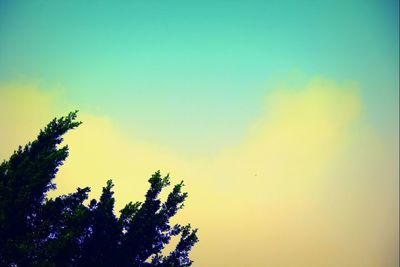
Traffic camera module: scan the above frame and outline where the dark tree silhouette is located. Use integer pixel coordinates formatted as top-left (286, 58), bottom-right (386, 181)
top-left (0, 111), bottom-right (198, 267)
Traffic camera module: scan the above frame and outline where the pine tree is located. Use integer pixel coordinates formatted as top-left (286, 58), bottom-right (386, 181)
top-left (0, 111), bottom-right (198, 266)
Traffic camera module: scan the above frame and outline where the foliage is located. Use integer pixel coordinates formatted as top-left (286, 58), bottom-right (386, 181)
top-left (0, 111), bottom-right (198, 266)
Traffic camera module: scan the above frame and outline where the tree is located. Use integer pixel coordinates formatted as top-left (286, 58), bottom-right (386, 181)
top-left (0, 111), bottom-right (198, 267)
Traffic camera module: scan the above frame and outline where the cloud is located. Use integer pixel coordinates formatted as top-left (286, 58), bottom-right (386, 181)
top-left (0, 82), bottom-right (60, 159)
top-left (198, 77), bottom-right (398, 266)
top-left (0, 78), bottom-right (397, 266)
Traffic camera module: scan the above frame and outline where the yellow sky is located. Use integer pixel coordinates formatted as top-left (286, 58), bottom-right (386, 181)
top-left (0, 78), bottom-right (398, 266)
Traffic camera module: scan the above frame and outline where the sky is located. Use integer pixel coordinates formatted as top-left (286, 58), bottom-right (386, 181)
top-left (0, 1), bottom-right (398, 266)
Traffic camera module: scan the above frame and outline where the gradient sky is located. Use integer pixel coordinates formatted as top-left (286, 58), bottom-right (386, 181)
top-left (0, 1), bottom-right (398, 266)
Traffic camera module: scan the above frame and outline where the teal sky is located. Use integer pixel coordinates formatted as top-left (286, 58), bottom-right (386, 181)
top-left (0, 0), bottom-right (398, 155)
